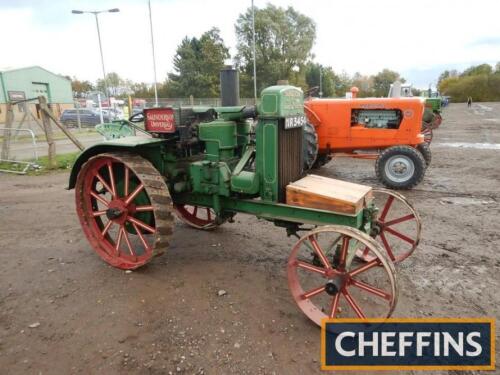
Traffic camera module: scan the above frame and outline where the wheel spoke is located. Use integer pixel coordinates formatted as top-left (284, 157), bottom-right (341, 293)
top-left (124, 166), bottom-right (130, 197)
top-left (101, 220), bottom-right (113, 237)
top-left (124, 183), bottom-right (144, 206)
top-left (90, 191), bottom-right (109, 207)
top-left (349, 259), bottom-right (380, 277)
top-left (384, 213), bottom-right (415, 227)
top-left (329, 293), bottom-right (341, 318)
top-left (350, 278), bottom-right (392, 300)
top-left (385, 226), bottom-right (415, 245)
top-left (301, 285), bottom-right (326, 300)
top-left (135, 205), bottom-right (154, 212)
top-left (338, 236), bottom-right (350, 268)
top-left (295, 260), bottom-right (327, 276)
top-left (132, 222), bottom-right (151, 253)
top-left (94, 173), bottom-right (114, 198)
top-left (107, 162), bottom-right (117, 198)
top-left (309, 236), bottom-right (332, 270)
top-left (127, 216), bottom-right (155, 233)
top-left (343, 289), bottom-right (366, 318)
top-left (115, 227), bottom-right (124, 255)
top-left (122, 229), bottom-right (135, 256)
top-left (379, 232), bottom-right (396, 261)
top-left (379, 195), bottom-right (394, 220)
top-left (92, 210), bottom-right (107, 217)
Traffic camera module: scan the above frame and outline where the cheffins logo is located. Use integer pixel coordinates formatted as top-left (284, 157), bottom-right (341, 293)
top-left (321, 318), bottom-right (495, 370)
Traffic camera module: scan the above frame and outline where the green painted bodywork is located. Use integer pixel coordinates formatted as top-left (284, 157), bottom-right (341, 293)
top-left (425, 97), bottom-right (442, 113)
top-left (259, 85), bottom-right (304, 117)
top-left (69, 85), bottom-right (374, 233)
top-left (256, 119), bottom-right (278, 201)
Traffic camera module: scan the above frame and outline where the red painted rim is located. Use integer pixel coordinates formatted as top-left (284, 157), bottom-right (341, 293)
top-left (173, 204), bottom-right (217, 230)
top-left (357, 189), bottom-right (421, 264)
top-left (288, 226), bottom-right (397, 326)
top-left (432, 113), bottom-right (442, 129)
top-left (422, 126), bottom-right (433, 144)
top-left (76, 155), bottom-right (157, 269)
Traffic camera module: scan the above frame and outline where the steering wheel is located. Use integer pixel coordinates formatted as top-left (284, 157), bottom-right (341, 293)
top-left (129, 111), bottom-right (144, 123)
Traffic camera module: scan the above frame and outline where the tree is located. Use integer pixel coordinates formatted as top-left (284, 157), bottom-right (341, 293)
top-left (96, 72), bottom-right (126, 97)
top-left (235, 4), bottom-right (316, 97)
top-left (130, 82), bottom-right (155, 98)
top-left (351, 72), bottom-right (374, 97)
top-left (304, 63), bottom-right (337, 97)
top-left (372, 69), bottom-right (404, 97)
top-left (438, 63), bottom-right (500, 102)
top-left (167, 28), bottom-right (230, 98)
top-left (71, 77), bottom-right (94, 98)
top-left (461, 64), bottom-right (493, 77)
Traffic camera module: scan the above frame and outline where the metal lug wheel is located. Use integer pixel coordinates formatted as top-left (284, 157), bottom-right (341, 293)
top-left (432, 113), bottom-right (442, 129)
top-left (288, 225), bottom-right (398, 326)
top-left (173, 204), bottom-right (219, 230)
top-left (357, 188), bottom-right (421, 263)
top-left (75, 152), bottom-right (173, 270)
top-left (422, 123), bottom-right (433, 144)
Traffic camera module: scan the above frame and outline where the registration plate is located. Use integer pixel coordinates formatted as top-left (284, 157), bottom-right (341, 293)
top-left (284, 115), bottom-right (306, 130)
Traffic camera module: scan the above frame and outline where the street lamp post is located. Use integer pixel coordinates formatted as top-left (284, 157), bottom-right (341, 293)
top-left (71, 8), bottom-right (119, 101)
top-left (319, 65), bottom-right (323, 98)
top-left (251, 0), bottom-right (257, 102)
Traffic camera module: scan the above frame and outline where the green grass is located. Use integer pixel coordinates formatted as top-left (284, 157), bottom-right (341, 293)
top-left (0, 129), bottom-right (99, 142)
top-left (0, 151), bottom-right (80, 175)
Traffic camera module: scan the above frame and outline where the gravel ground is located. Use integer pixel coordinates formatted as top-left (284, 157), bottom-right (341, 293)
top-left (0, 102), bottom-right (499, 374)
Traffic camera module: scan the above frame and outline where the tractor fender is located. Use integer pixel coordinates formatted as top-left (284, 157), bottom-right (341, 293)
top-left (67, 136), bottom-right (167, 190)
top-left (303, 104), bottom-right (322, 128)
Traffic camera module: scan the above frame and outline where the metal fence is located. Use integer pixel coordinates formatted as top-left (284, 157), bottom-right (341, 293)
top-left (0, 127), bottom-right (39, 174)
top-left (138, 97), bottom-right (258, 108)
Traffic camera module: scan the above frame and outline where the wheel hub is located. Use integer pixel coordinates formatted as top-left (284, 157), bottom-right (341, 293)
top-left (385, 155), bottom-right (415, 182)
top-left (325, 277), bottom-right (345, 296)
top-left (106, 200), bottom-right (132, 224)
top-left (106, 207), bottom-right (124, 220)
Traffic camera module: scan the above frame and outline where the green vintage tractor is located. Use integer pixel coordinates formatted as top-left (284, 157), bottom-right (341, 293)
top-left (69, 82), bottom-right (422, 326)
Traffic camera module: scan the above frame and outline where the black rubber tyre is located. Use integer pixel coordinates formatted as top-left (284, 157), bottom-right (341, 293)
top-left (375, 146), bottom-right (426, 190)
top-left (302, 122), bottom-right (319, 170)
top-left (416, 143), bottom-right (432, 167)
top-left (312, 153), bottom-right (331, 169)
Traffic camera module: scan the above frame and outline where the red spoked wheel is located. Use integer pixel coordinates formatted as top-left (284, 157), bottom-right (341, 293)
top-left (75, 152), bottom-right (173, 270)
top-left (422, 123), bottom-right (433, 144)
top-left (173, 204), bottom-right (219, 230)
top-left (357, 188), bottom-right (421, 264)
top-left (431, 113), bottom-right (442, 129)
top-left (288, 226), bottom-right (398, 326)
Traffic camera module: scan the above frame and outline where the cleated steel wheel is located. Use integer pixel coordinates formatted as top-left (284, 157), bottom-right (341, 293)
top-left (75, 152), bottom-right (173, 270)
top-left (431, 113), bottom-right (442, 129)
top-left (288, 225), bottom-right (398, 326)
top-left (173, 204), bottom-right (219, 230)
top-left (422, 123), bottom-right (433, 144)
top-left (357, 189), bottom-right (421, 264)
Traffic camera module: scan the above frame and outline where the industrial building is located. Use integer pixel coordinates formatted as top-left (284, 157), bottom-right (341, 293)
top-left (0, 66), bottom-right (73, 123)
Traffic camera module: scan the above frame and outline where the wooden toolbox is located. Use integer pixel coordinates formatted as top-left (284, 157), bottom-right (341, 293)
top-left (286, 174), bottom-right (373, 215)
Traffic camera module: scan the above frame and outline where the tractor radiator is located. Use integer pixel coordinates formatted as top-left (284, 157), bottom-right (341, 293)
top-left (278, 122), bottom-right (303, 202)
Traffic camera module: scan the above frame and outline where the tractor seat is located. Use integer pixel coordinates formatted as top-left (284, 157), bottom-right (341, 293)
top-left (286, 174), bottom-right (372, 215)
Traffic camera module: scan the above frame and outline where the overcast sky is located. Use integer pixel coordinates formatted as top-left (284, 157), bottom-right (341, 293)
top-left (1, 0), bottom-right (499, 89)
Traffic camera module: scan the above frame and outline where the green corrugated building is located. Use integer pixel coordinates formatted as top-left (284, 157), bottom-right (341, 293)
top-left (0, 66), bottom-right (73, 123)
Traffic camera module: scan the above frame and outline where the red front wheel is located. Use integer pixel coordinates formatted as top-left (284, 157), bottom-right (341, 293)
top-left (357, 189), bottom-right (421, 264)
top-left (173, 204), bottom-right (220, 230)
top-left (288, 226), bottom-right (398, 326)
top-left (75, 153), bottom-right (173, 270)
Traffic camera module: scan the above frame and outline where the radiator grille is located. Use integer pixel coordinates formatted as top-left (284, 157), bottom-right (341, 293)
top-left (278, 122), bottom-right (303, 202)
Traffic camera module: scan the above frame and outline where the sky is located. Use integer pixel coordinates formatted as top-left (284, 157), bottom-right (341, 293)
top-left (0, 0), bottom-right (499, 89)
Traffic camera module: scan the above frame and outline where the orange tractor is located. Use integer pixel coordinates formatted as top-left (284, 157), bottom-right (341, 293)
top-left (303, 88), bottom-right (431, 189)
